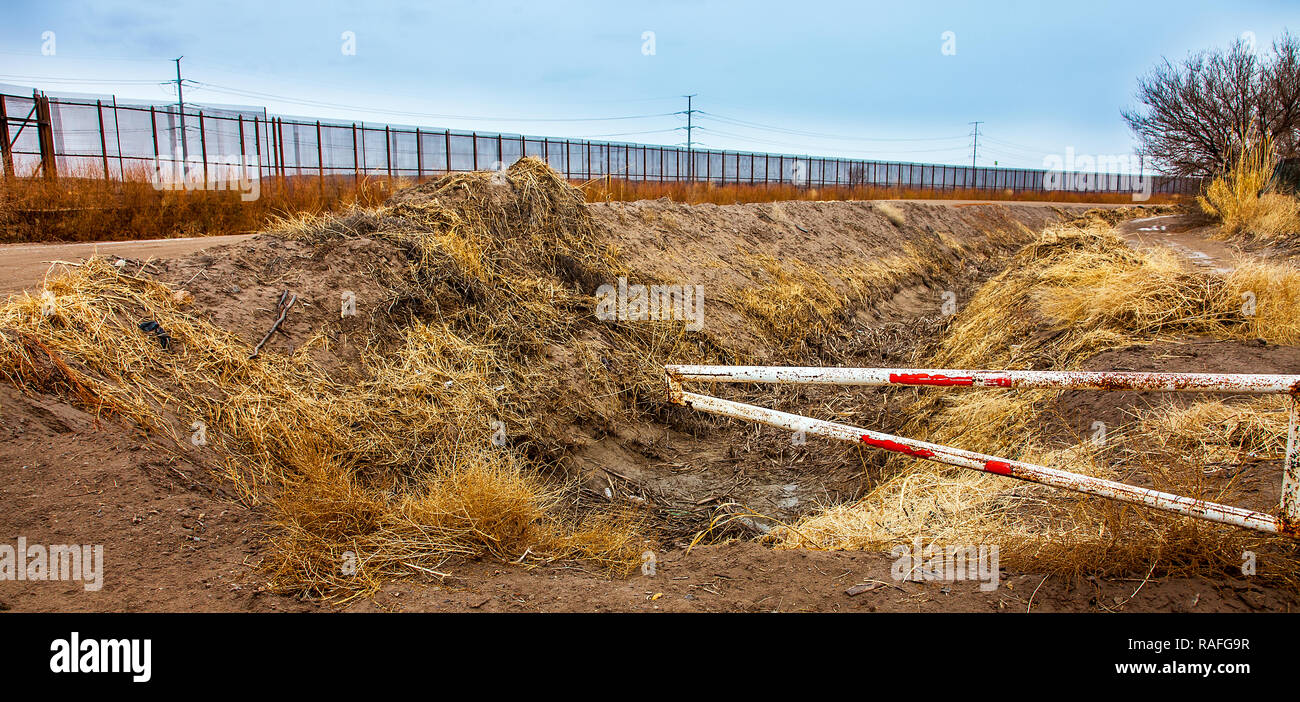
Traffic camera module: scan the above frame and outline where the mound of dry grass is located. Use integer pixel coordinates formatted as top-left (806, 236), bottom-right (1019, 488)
top-left (0, 158), bottom-right (728, 601)
top-left (773, 221), bottom-right (1300, 585)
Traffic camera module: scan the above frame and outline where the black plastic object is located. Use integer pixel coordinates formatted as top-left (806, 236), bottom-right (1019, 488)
top-left (137, 320), bottom-right (171, 350)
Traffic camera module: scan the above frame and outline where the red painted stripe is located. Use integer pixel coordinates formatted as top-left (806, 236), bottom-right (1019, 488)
top-left (860, 435), bottom-right (935, 458)
top-left (984, 460), bottom-right (1013, 476)
top-left (889, 373), bottom-right (975, 387)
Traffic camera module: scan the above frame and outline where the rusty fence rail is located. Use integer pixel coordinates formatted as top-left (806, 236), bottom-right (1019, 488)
top-left (0, 87), bottom-right (1204, 195)
top-left (664, 365), bottom-right (1300, 538)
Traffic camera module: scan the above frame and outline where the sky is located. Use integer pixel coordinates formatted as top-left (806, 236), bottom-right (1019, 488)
top-left (0, 0), bottom-right (1295, 170)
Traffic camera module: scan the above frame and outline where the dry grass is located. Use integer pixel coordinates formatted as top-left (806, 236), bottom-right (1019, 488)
top-left (875, 202), bottom-right (906, 227)
top-left (732, 255), bottom-right (844, 347)
top-left (730, 220), bottom-right (1033, 353)
top-left (772, 221), bottom-right (1300, 585)
top-left (1199, 140), bottom-right (1300, 243)
top-left (0, 158), bottom-right (731, 601)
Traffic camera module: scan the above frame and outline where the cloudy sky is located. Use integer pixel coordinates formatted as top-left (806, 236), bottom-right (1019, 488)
top-left (0, 0), bottom-right (1294, 169)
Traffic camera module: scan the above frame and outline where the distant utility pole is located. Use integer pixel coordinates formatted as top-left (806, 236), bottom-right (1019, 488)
top-left (682, 94), bottom-right (698, 180)
top-left (969, 120), bottom-right (982, 168)
top-left (174, 56), bottom-right (188, 158)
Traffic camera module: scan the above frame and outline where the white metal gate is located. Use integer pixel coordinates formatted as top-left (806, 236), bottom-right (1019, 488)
top-left (665, 365), bottom-right (1300, 538)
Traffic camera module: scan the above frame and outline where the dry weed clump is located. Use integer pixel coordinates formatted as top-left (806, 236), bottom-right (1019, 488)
top-left (773, 221), bottom-right (1300, 585)
top-left (1198, 139), bottom-right (1300, 243)
top-left (1, 159), bottom-right (734, 601)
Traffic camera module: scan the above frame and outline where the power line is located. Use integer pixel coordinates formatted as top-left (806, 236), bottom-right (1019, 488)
top-left (700, 110), bottom-right (969, 143)
top-left (188, 80), bottom-right (677, 124)
top-left (969, 120), bottom-right (982, 167)
top-left (0, 74), bottom-right (165, 85)
top-left (980, 134), bottom-right (1057, 155)
top-left (696, 126), bottom-right (971, 157)
top-left (680, 94), bottom-right (698, 179)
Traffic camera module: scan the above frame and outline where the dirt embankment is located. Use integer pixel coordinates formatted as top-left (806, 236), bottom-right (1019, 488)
top-left (3, 182), bottom-right (1230, 612)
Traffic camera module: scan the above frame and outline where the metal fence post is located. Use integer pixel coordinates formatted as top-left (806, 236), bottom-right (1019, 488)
top-left (238, 114), bottom-right (247, 187)
top-left (253, 116), bottom-right (262, 183)
top-left (1284, 396), bottom-right (1300, 525)
top-left (416, 128), bottom-right (423, 181)
top-left (96, 100), bottom-right (110, 180)
top-left (384, 125), bottom-right (392, 178)
top-left (149, 106), bottom-right (160, 173)
top-left (269, 117), bottom-right (279, 178)
top-left (111, 98), bottom-right (125, 180)
top-left (445, 130), bottom-right (452, 174)
top-left (278, 118), bottom-right (287, 179)
top-left (0, 95), bottom-right (13, 178)
top-left (316, 120), bottom-right (325, 185)
top-left (352, 123), bottom-right (359, 183)
top-left (198, 110), bottom-right (208, 187)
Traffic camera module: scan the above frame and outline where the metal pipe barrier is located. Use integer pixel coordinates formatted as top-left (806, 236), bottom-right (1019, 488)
top-left (664, 365), bottom-right (1300, 538)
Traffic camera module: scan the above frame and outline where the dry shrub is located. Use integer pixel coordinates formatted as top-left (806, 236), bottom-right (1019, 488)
top-left (774, 220), bottom-right (1300, 585)
top-left (1198, 139), bottom-right (1300, 242)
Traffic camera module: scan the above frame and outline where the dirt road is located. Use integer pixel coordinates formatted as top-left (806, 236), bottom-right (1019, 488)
top-left (0, 234), bottom-right (256, 296)
top-left (1117, 213), bottom-right (1237, 272)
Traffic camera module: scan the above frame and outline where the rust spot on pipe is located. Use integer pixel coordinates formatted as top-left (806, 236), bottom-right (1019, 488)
top-left (1279, 517), bottom-right (1300, 538)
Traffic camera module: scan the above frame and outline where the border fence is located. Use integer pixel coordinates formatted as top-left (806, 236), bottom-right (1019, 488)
top-left (0, 87), bottom-right (1203, 196)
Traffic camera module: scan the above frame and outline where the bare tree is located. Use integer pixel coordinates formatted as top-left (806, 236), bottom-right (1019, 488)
top-left (1123, 33), bottom-right (1300, 176)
